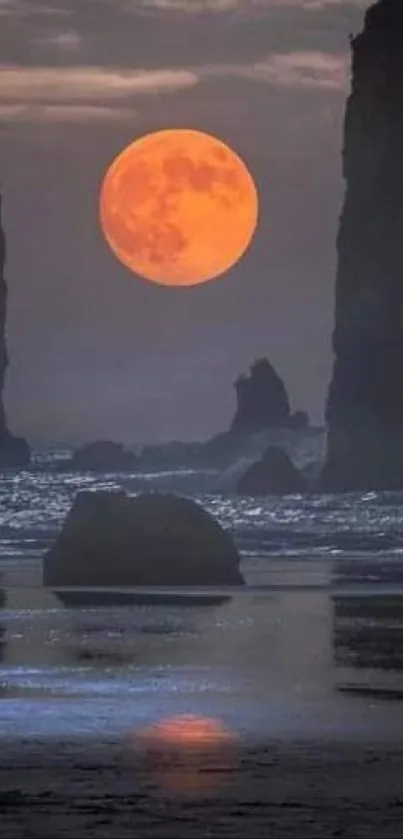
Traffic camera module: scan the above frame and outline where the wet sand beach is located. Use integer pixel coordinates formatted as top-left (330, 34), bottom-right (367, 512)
top-left (1, 557), bottom-right (403, 837)
top-left (1, 735), bottom-right (403, 837)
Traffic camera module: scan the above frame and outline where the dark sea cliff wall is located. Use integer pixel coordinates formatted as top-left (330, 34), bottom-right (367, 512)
top-left (322, 1), bottom-right (403, 491)
top-left (0, 194), bottom-right (29, 467)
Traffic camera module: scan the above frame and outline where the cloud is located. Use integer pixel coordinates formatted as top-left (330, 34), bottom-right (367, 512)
top-left (0, 46), bottom-right (348, 126)
top-left (200, 50), bottom-right (349, 90)
top-left (0, 0), bottom-right (68, 16)
top-left (0, 0), bottom-right (367, 78)
top-left (126, 0), bottom-right (367, 12)
top-left (0, 103), bottom-right (136, 122)
top-left (243, 50), bottom-right (349, 90)
top-left (0, 0), bottom-right (362, 20)
top-left (34, 30), bottom-right (83, 51)
top-left (0, 65), bottom-right (199, 102)
top-left (0, 64), bottom-right (199, 123)
top-left (133, 0), bottom-right (239, 10)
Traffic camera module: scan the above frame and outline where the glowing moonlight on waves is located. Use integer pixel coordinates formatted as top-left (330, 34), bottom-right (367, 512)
top-left (99, 128), bottom-right (259, 287)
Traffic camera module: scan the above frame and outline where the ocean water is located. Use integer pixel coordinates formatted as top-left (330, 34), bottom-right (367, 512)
top-left (1, 455), bottom-right (403, 743)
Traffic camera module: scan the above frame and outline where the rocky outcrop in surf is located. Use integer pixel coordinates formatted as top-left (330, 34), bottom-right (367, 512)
top-left (237, 446), bottom-right (305, 496)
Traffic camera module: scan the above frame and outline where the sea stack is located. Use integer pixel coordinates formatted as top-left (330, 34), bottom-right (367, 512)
top-left (322, 1), bottom-right (403, 492)
top-left (231, 358), bottom-right (291, 432)
top-left (0, 193), bottom-right (30, 467)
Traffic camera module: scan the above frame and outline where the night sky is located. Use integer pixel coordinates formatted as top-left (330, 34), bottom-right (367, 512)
top-left (0, 0), bottom-right (370, 445)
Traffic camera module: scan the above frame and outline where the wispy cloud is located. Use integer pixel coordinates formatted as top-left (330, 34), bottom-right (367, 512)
top-left (127, 0), bottom-right (367, 12)
top-left (0, 0), bottom-right (367, 86)
top-left (0, 47), bottom-right (348, 125)
top-left (33, 30), bottom-right (83, 52)
top-left (0, 64), bottom-right (199, 123)
top-left (200, 50), bottom-right (349, 90)
top-left (0, 103), bottom-right (137, 122)
top-left (0, 0), bottom-right (68, 16)
top-left (0, 65), bottom-right (199, 101)
top-left (241, 50), bottom-right (349, 90)
top-left (133, 0), bottom-right (237, 9)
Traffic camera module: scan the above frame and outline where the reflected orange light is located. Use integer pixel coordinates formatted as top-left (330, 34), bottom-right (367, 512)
top-left (138, 714), bottom-right (236, 749)
top-left (132, 714), bottom-right (238, 797)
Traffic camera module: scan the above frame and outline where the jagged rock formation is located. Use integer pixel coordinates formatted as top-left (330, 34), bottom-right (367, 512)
top-left (237, 446), bottom-right (305, 496)
top-left (63, 440), bottom-right (139, 472)
top-left (231, 359), bottom-right (308, 435)
top-left (0, 194), bottom-right (30, 468)
top-left (44, 490), bottom-right (244, 605)
top-left (231, 358), bottom-right (291, 432)
top-left (322, 1), bottom-right (403, 492)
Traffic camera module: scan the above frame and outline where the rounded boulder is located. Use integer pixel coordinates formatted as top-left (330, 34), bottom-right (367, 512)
top-left (237, 446), bottom-right (305, 496)
top-left (44, 490), bottom-right (244, 605)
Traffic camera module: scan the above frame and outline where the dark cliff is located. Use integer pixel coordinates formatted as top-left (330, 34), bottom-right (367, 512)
top-left (0, 194), bottom-right (8, 439)
top-left (0, 194), bottom-right (30, 467)
top-left (322, 1), bottom-right (403, 491)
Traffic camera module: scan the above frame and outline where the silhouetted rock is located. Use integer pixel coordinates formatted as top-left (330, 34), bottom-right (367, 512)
top-left (322, 1), bottom-right (403, 491)
top-left (231, 358), bottom-right (291, 432)
top-left (290, 411), bottom-right (309, 431)
top-left (237, 446), bottom-right (305, 496)
top-left (64, 440), bottom-right (139, 472)
top-left (0, 432), bottom-right (30, 468)
top-left (0, 194), bottom-right (30, 468)
top-left (44, 490), bottom-right (244, 605)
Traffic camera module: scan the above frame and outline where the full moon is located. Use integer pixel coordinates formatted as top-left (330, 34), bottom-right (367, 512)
top-left (99, 128), bottom-right (259, 287)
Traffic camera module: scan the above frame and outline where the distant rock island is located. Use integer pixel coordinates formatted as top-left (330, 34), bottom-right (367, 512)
top-left (231, 358), bottom-right (308, 433)
top-left (322, 0), bottom-right (403, 491)
top-left (59, 357), bottom-right (314, 488)
top-left (0, 194), bottom-right (30, 468)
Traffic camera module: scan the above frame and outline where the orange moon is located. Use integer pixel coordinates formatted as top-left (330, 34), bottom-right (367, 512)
top-left (99, 128), bottom-right (259, 287)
